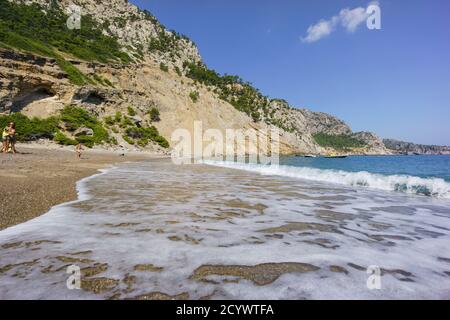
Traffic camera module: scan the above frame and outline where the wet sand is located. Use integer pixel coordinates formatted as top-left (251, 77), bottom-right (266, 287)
top-left (0, 144), bottom-right (155, 230)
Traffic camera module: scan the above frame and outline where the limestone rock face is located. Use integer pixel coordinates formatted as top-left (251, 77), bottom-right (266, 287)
top-left (351, 132), bottom-right (390, 155)
top-left (267, 100), bottom-right (351, 155)
top-left (0, 48), bottom-right (73, 116)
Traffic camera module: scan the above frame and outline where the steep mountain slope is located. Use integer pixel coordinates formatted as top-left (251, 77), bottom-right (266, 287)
top-left (0, 0), bottom-right (389, 155)
top-left (11, 0), bottom-right (201, 67)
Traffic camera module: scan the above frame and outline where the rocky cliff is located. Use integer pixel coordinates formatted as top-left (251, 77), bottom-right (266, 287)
top-left (0, 0), bottom-right (389, 155)
top-left (12, 0), bottom-right (201, 68)
top-left (383, 139), bottom-right (450, 155)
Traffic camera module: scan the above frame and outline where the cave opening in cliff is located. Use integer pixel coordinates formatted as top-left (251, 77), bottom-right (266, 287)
top-left (11, 86), bottom-right (56, 113)
top-left (79, 92), bottom-right (106, 105)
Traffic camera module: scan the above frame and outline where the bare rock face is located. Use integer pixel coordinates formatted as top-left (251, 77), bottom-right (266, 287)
top-left (268, 99), bottom-right (349, 154)
top-left (267, 99), bottom-right (352, 136)
top-left (351, 132), bottom-right (390, 155)
top-left (0, 48), bottom-right (73, 116)
top-left (74, 127), bottom-right (94, 137)
top-left (300, 110), bottom-right (352, 136)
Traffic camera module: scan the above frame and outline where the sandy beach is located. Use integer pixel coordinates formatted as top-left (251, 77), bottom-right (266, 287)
top-left (0, 144), bottom-right (155, 231)
top-left (0, 158), bottom-right (449, 299)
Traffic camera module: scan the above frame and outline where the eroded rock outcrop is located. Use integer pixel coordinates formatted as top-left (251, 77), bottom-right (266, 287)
top-left (352, 132), bottom-right (389, 155)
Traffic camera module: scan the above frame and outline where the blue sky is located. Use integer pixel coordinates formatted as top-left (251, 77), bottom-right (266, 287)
top-left (131, 0), bottom-right (450, 145)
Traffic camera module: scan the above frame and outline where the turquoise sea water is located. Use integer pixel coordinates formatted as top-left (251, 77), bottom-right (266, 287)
top-left (281, 155), bottom-right (450, 182)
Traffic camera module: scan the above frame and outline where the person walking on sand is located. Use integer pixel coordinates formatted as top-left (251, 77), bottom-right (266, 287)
top-left (1, 124), bottom-right (9, 153)
top-left (6, 122), bottom-right (16, 154)
top-left (75, 143), bottom-right (83, 158)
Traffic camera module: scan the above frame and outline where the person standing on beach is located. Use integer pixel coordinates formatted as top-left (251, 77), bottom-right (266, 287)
top-left (2, 122), bottom-right (16, 154)
top-left (75, 143), bottom-right (83, 158)
top-left (1, 124), bottom-right (9, 153)
top-left (8, 122), bottom-right (17, 154)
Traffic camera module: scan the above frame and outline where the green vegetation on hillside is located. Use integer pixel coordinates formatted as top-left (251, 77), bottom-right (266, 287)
top-left (150, 31), bottom-right (179, 54)
top-left (0, 107), bottom-right (109, 148)
top-left (148, 25), bottom-right (193, 59)
top-left (1, 31), bottom-right (89, 85)
top-left (313, 133), bottom-right (366, 150)
top-left (149, 108), bottom-right (161, 122)
top-left (93, 74), bottom-right (114, 88)
top-left (189, 91), bottom-right (199, 103)
top-left (0, 0), bottom-right (130, 85)
top-left (0, 106), bottom-right (169, 149)
top-left (127, 106), bottom-right (137, 117)
top-left (53, 131), bottom-right (77, 146)
top-left (104, 109), bottom-right (169, 148)
top-left (59, 106), bottom-right (109, 147)
top-left (0, 113), bottom-right (58, 141)
top-left (174, 66), bottom-right (182, 77)
top-left (183, 62), bottom-right (269, 121)
top-left (125, 126), bottom-right (169, 148)
top-left (159, 62), bottom-right (169, 72)
top-left (0, 0), bottom-right (130, 62)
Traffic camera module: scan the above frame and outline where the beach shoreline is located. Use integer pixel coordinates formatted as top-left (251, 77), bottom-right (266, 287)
top-left (0, 143), bottom-right (160, 231)
top-left (1, 158), bottom-right (449, 299)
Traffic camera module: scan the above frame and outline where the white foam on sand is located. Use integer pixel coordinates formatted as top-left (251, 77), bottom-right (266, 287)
top-left (0, 160), bottom-right (450, 299)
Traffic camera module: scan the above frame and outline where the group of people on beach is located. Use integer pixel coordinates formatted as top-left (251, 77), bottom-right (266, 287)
top-left (1, 122), bottom-right (17, 154)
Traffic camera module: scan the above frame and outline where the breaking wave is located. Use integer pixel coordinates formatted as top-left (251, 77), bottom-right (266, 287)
top-left (203, 160), bottom-right (450, 198)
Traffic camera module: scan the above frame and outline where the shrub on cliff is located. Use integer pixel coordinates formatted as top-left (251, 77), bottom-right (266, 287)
top-left (123, 135), bottom-right (135, 146)
top-left (125, 125), bottom-right (169, 148)
top-left (183, 62), bottom-right (267, 121)
top-left (59, 106), bottom-right (109, 147)
top-left (149, 108), bottom-right (161, 122)
top-left (127, 106), bottom-right (137, 117)
top-left (189, 91), bottom-right (200, 103)
top-left (54, 131), bottom-right (77, 146)
top-left (159, 63), bottom-right (169, 72)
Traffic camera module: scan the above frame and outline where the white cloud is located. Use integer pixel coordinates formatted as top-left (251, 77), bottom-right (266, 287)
top-left (301, 17), bottom-right (339, 43)
top-left (302, 3), bottom-right (374, 43)
top-left (339, 7), bottom-right (369, 32)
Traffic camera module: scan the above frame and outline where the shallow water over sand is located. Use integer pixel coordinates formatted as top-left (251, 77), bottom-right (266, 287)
top-left (1, 160), bottom-right (450, 299)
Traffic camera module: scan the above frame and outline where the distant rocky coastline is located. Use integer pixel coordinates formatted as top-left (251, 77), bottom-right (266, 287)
top-left (383, 139), bottom-right (450, 155)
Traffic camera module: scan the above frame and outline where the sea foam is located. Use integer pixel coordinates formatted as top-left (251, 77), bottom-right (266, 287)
top-left (202, 160), bottom-right (450, 198)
